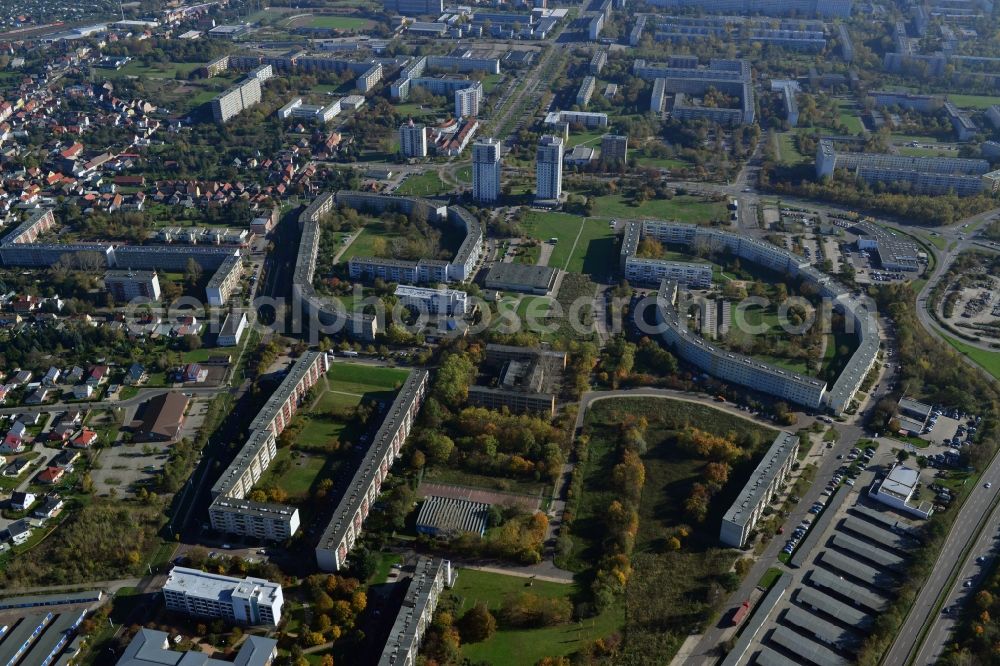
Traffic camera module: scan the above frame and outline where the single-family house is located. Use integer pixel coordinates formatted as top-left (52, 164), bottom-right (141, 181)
top-left (62, 410), bottom-right (83, 426)
top-left (12, 370), bottom-right (32, 385)
top-left (87, 365), bottom-right (109, 386)
top-left (25, 387), bottom-right (51, 405)
top-left (73, 384), bottom-right (94, 400)
top-left (37, 466), bottom-right (65, 484)
top-left (9, 491), bottom-right (36, 511)
top-left (17, 413), bottom-right (41, 426)
top-left (0, 434), bottom-right (24, 454)
top-left (8, 421), bottom-right (26, 438)
top-left (42, 366), bottom-right (61, 386)
top-left (2, 519), bottom-right (32, 546)
top-left (126, 363), bottom-right (147, 385)
top-left (183, 363), bottom-right (207, 383)
top-left (52, 449), bottom-right (80, 470)
top-left (71, 429), bottom-right (98, 448)
top-left (67, 366), bottom-right (84, 384)
top-left (49, 424), bottom-right (75, 443)
top-left (2, 456), bottom-right (30, 477)
top-left (33, 495), bottom-right (64, 519)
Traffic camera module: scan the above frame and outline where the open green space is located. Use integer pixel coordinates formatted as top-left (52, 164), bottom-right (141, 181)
top-left (566, 127), bottom-right (607, 148)
top-left (395, 170), bottom-right (450, 196)
top-left (942, 334), bottom-right (1000, 381)
top-left (520, 212), bottom-right (615, 277)
top-left (588, 194), bottom-right (728, 224)
top-left (634, 155), bottom-right (692, 170)
top-left (394, 102), bottom-right (442, 119)
top-left (337, 222), bottom-right (401, 263)
top-left (326, 362), bottom-right (409, 396)
top-left (570, 398), bottom-right (778, 662)
top-left (896, 145), bottom-right (959, 157)
top-left (946, 94), bottom-right (1000, 109)
top-left (452, 569), bottom-right (624, 666)
top-left (301, 14), bottom-right (373, 30)
top-left (117, 60), bottom-right (203, 79)
top-left (777, 132), bottom-right (808, 165)
top-left (835, 99), bottom-right (865, 134)
top-left (422, 465), bottom-right (549, 497)
top-left (258, 449), bottom-right (327, 498)
top-left (891, 134), bottom-right (945, 144)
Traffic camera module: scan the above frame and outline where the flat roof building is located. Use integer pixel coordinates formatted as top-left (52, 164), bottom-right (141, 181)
top-left (870, 464), bottom-right (932, 518)
top-left (117, 628), bottom-right (277, 666)
top-left (163, 567), bottom-right (283, 626)
top-left (720, 432), bottom-right (800, 548)
top-left (484, 262), bottom-right (558, 295)
top-left (416, 496), bottom-right (489, 537)
top-left (377, 558), bottom-right (455, 666)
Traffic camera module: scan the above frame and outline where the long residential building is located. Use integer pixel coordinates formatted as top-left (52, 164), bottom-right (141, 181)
top-left (211, 77), bottom-right (262, 124)
top-left (208, 351), bottom-right (329, 540)
top-left (395, 284), bottom-right (470, 315)
top-left (338, 192), bottom-right (484, 283)
top-left (720, 432), bottom-right (800, 547)
top-left (643, 0), bottom-right (852, 17)
top-left (162, 567), bottom-right (283, 626)
top-left (634, 58), bottom-right (755, 125)
top-left (316, 369), bottom-right (429, 571)
top-left (206, 254), bottom-right (243, 306)
top-left (378, 558), bottom-right (456, 666)
top-left (816, 139), bottom-right (994, 195)
top-left (576, 76), bottom-right (596, 107)
top-left (644, 220), bottom-right (880, 413)
top-left (293, 193), bottom-right (380, 341)
top-left (619, 220), bottom-right (712, 286)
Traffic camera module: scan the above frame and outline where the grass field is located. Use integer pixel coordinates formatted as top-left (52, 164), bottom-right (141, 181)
top-left (117, 60), bottom-right (203, 79)
top-left (520, 213), bottom-right (616, 277)
top-left (836, 100), bottom-right (865, 134)
top-left (338, 222), bottom-right (399, 263)
top-left (301, 14), bottom-right (373, 30)
top-left (566, 127), bottom-right (607, 148)
top-left (777, 132), bottom-right (808, 165)
top-left (589, 194), bottom-right (728, 224)
top-left (896, 146), bottom-right (958, 157)
top-left (453, 569), bottom-right (624, 665)
top-left (942, 334), bottom-right (1000, 381)
top-left (634, 155), bottom-right (692, 170)
top-left (947, 94), bottom-right (1000, 109)
top-left (326, 362), bottom-right (409, 396)
top-left (395, 171), bottom-right (450, 196)
top-left (257, 448), bottom-right (327, 497)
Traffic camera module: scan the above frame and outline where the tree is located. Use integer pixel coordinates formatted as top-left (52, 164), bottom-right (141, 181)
top-left (423, 432), bottom-right (455, 464)
top-left (457, 603), bottom-right (497, 643)
top-left (184, 258), bottom-right (203, 286)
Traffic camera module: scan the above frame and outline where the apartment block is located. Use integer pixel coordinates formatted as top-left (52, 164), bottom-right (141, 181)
top-left (536, 135), bottom-right (564, 201)
top-left (719, 432), bottom-right (799, 547)
top-left (590, 49), bottom-right (608, 74)
top-left (472, 138), bottom-right (502, 203)
top-left (644, 0), bottom-right (852, 17)
top-left (400, 121), bottom-right (428, 158)
top-left (576, 76), bottom-right (596, 107)
top-left (454, 83), bottom-right (483, 118)
top-left (316, 370), bottom-right (429, 571)
top-left (205, 255), bottom-right (243, 307)
top-left (634, 58), bottom-right (755, 125)
top-left (357, 62), bottom-right (383, 92)
top-left (277, 97), bottom-right (341, 123)
top-left (601, 134), bottom-right (628, 164)
top-left (378, 558), bottom-right (456, 666)
top-left (104, 270), bottom-right (161, 302)
top-left (163, 567), bottom-right (283, 626)
top-left (211, 77), bottom-right (262, 124)
top-left (815, 139), bottom-right (990, 195)
top-left (208, 352), bottom-right (329, 538)
top-left (395, 284), bottom-right (470, 315)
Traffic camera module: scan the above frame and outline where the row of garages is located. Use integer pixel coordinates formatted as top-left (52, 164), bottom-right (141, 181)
top-left (750, 503), bottom-right (920, 666)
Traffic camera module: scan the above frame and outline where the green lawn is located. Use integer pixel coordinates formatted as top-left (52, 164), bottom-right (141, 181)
top-left (303, 14), bottom-right (373, 30)
top-left (455, 165), bottom-right (472, 183)
top-left (395, 171), bottom-right (450, 196)
top-left (566, 127), bottom-right (607, 148)
top-left (835, 100), bottom-right (865, 134)
top-left (297, 414), bottom-right (351, 450)
top-left (896, 146), bottom-right (958, 157)
top-left (371, 552), bottom-right (402, 584)
top-left (452, 569), bottom-right (624, 666)
top-left (338, 223), bottom-right (400, 263)
top-left (394, 102), bottom-right (442, 119)
top-left (777, 132), bottom-right (808, 165)
top-left (257, 449), bottom-right (327, 497)
top-left (181, 347), bottom-right (227, 363)
top-left (634, 155), bottom-right (692, 170)
top-left (588, 194), bottom-right (728, 224)
top-left (326, 362), bottom-right (409, 395)
top-left (947, 94), bottom-right (1000, 109)
top-left (942, 334), bottom-right (1000, 381)
top-left (117, 60), bottom-right (203, 79)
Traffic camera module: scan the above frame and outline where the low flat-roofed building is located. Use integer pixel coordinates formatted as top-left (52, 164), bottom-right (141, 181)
top-left (117, 628), bottom-right (277, 666)
top-left (163, 567), bottom-right (283, 625)
top-left (134, 392), bottom-right (189, 442)
top-left (720, 432), bottom-right (799, 548)
top-left (870, 463), bottom-right (932, 519)
top-left (416, 496), bottom-right (489, 537)
top-left (898, 396), bottom-right (933, 422)
top-left (395, 284), bottom-right (470, 316)
top-left (484, 262), bottom-right (558, 295)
